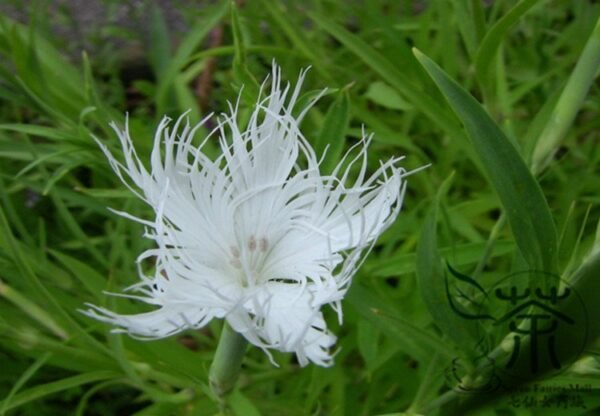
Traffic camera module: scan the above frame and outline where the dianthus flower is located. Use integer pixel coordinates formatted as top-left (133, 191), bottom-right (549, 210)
top-left (84, 65), bottom-right (407, 367)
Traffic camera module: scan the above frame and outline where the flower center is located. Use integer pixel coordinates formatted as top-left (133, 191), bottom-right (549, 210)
top-left (229, 235), bottom-right (270, 286)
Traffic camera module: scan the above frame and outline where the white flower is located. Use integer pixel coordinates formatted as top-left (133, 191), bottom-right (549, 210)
top-left (83, 65), bottom-right (407, 367)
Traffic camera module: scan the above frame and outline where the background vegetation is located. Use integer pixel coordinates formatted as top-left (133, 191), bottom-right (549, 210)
top-left (0, 0), bottom-right (598, 415)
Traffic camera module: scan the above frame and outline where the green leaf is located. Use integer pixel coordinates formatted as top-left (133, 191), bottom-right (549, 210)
top-left (314, 89), bottom-right (350, 174)
top-left (0, 371), bottom-right (119, 412)
top-left (365, 240), bottom-right (515, 278)
top-left (307, 12), bottom-right (463, 140)
top-left (48, 250), bottom-right (107, 300)
top-left (499, 249), bottom-right (600, 384)
top-left (416, 173), bottom-right (486, 351)
top-left (449, 0), bottom-right (484, 58)
top-left (364, 81), bottom-right (412, 111)
top-left (258, 0), bottom-right (329, 80)
top-left (0, 353), bottom-right (52, 415)
top-left (0, 15), bottom-right (86, 120)
top-left (0, 281), bottom-right (67, 339)
top-left (531, 16), bottom-right (600, 173)
top-left (155, 0), bottom-right (228, 114)
top-left (413, 48), bottom-right (558, 274)
top-left (229, 389), bottom-right (262, 416)
top-left (0, 206), bottom-right (109, 355)
top-left (148, 4), bottom-right (171, 79)
top-left (0, 124), bottom-right (73, 141)
top-left (231, 1), bottom-right (260, 106)
top-left (347, 283), bottom-right (455, 362)
top-left (357, 320), bottom-right (380, 370)
top-left (474, 0), bottom-right (542, 87)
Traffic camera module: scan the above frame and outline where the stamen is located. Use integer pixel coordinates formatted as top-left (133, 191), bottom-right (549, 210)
top-left (248, 235), bottom-right (257, 251)
top-left (259, 237), bottom-right (268, 252)
top-left (230, 246), bottom-right (240, 258)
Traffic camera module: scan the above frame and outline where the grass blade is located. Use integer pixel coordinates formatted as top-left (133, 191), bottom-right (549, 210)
top-left (0, 281), bottom-right (67, 339)
top-left (416, 173), bottom-right (488, 351)
top-left (531, 16), bottom-right (600, 173)
top-left (0, 371), bottom-right (119, 413)
top-left (308, 12), bottom-right (463, 140)
top-left (0, 353), bottom-right (52, 415)
top-left (314, 89), bottom-right (350, 174)
top-left (347, 283), bottom-right (455, 362)
top-left (155, 0), bottom-right (228, 114)
top-left (474, 0), bottom-right (542, 87)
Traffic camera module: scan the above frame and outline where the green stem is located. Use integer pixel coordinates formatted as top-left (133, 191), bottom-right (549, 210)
top-left (209, 322), bottom-right (248, 401)
top-left (531, 16), bottom-right (600, 173)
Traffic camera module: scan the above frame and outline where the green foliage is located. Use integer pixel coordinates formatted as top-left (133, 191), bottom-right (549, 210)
top-left (0, 1), bottom-right (599, 415)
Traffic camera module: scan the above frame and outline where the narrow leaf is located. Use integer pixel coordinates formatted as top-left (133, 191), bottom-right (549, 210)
top-left (413, 48), bottom-right (558, 274)
top-left (347, 284), bottom-right (455, 362)
top-left (308, 12), bottom-right (463, 140)
top-left (417, 173), bottom-right (486, 350)
top-left (258, 0), bottom-right (329, 79)
top-left (49, 250), bottom-right (107, 300)
top-left (474, 0), bottom-right (542, 86)
top-left (314, 89), bottom-right (350, 174)
top-left (156, 0), bottom-right (228, 113)
top-left (531, 16), bottom-right (600, 173)
top-left (0, 371), bottom-right (119, 412)
top-left (231, 1), bottom-right (259, 105)
top-left (148, 4), bottom-right (171, 78)
top-left (0, 281), bottom-right (67, 339)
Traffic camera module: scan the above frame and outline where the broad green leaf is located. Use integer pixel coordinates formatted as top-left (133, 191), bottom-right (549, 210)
top-left (413, 49), bottom-right (558, 274)
top-left (314, 89), bottom-right (350, 174)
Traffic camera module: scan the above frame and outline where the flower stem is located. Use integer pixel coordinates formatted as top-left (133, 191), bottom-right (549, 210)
top-left (209, 322), bottom-right (248, 401)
